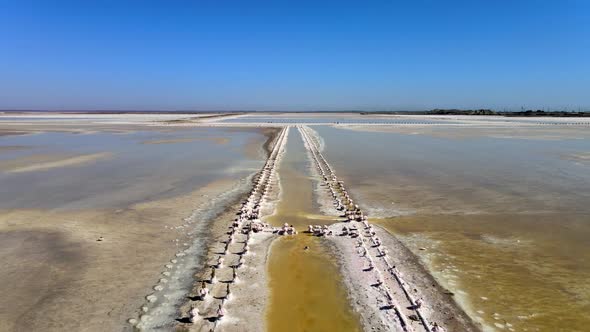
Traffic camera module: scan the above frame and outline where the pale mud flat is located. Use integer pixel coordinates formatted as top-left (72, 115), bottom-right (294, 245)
top-left (0, 122), bottom-right (279, 332)
top-left (130, 174), bottom-right (272, 331)
top-left (0, 178), bottom-right (247, 332)
top-left (0, 113), bottom-right (186, 135)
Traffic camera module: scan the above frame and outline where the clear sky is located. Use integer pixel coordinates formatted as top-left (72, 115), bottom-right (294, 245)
top-left (1, 0), bottom-right (588, 111)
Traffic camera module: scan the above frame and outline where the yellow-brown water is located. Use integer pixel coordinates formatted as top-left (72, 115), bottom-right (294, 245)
top-left (267, 235), bottom-right (360, 332)
top-left (266, 164), bottom-right (335, 229)
top-left (376, 214), bottom-right (590, 332)
top-left (266, 130), bottom-right (336, 229)
top-left (265, 130), bottom-right (361, 332)
top-left (315, 125), bottom-right (590, 332)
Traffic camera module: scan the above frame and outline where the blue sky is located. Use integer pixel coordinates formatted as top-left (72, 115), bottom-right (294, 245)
top-left (0, 0), bottom-right (588, 111)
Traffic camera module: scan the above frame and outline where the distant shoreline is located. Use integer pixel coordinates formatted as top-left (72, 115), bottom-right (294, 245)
top-left (1, 109), bottom-right (589, 117)
top-left (365, 109), bottom-right (590, 117)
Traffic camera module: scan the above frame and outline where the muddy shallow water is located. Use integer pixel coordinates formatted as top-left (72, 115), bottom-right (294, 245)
top-left (265, 129), bottom-right (361, 332)
top-left (316, 125), bottom-right (590, 331)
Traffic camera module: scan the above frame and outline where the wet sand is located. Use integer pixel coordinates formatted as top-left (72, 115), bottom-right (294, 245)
top-left (0, 179), bottom-right (247, 332)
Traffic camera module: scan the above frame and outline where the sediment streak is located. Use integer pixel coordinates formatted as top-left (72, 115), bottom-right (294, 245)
top-left (298, 125), bottom-right (440, 332)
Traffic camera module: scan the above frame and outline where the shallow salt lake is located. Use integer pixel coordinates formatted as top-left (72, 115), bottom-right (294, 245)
top-left (0, 125), bottom-right (276, 331)
top-left (2, 117), bottom-right (589, 331)
top-left (315, 125), bottom-right (590, 332)
top-left (0, 127), bottom-right (265, 209)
